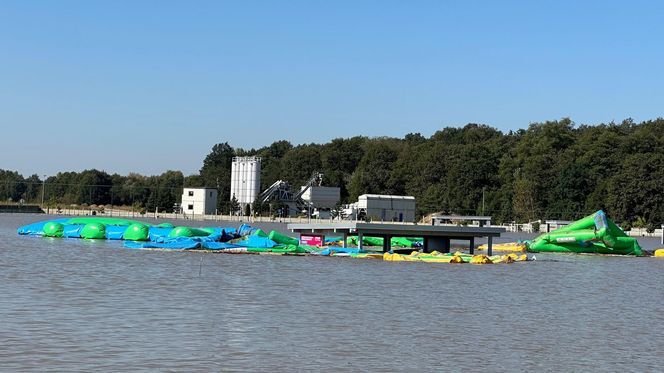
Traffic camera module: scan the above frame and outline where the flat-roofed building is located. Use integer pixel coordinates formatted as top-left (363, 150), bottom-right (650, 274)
top-left (357, 194), bottom-right (416, 222)
top-left (181, 188), bottom-right (218, 215)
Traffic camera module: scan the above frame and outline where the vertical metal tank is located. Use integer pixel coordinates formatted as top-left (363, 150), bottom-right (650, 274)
top-left (230, 156), bottom-right (262, 205)
top-left (238, 159), bottom-right (246, 203)
top-left (247, 159), bottom-right (255, 203)
top-left (253, 160), bottom-right (261, 202)
top-left (230, 160), bottom-right (238, 201)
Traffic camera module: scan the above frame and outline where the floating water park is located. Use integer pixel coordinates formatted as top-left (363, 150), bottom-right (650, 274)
top-left (17, 210), bottom-right (656, 263)
top-left (17, 216), bottom-right (530, 264)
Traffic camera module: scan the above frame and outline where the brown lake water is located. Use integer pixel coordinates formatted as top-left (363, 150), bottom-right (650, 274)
top-left (1, 214), bottom-right (662, 372)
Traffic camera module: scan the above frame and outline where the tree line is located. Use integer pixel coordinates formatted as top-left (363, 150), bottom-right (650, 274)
top-left (2, 117), bottom-right (663, 228)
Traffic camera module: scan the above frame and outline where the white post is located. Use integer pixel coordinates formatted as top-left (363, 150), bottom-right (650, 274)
top-left (41, 175), bottom-right (46, 207)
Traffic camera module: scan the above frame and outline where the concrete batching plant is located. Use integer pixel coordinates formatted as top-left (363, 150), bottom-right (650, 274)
top-left (256, 172), bottom-right (340, 217)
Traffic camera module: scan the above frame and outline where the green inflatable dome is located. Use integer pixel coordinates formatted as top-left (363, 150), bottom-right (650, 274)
top-left (124, 223), bottom-right (149, 241)
top-left (81, 222), bottom-right (106, 239)
top-left (43, 222), bottom-right (64, 237)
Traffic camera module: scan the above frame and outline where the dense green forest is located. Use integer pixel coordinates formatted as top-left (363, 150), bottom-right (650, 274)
top-left (2, 118), bottom-right (663, 227)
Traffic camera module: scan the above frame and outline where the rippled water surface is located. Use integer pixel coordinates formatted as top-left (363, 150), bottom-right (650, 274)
top-left (1, 214), bottom-right (662, 372)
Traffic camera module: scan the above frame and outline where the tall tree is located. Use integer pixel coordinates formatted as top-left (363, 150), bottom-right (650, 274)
top-left (280, 144), bottom-right (323, 188)
top-left (348, 139), bottom-right (401, 200)
top-left (200, 142), bottom-right (235, 206)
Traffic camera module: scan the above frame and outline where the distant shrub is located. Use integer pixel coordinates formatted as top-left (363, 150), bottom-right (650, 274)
top-left (646, 223), bottom-right (657, 234)
top-left (531, 221), bottom-right (541, 232)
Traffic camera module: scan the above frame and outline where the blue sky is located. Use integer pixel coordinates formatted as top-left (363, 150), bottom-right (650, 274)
top-left (1, 0), bottom-right (662, 176)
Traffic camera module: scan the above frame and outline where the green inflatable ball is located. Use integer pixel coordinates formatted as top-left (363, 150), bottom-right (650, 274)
top-left (81, 222), bottom-right (106, 239)
top-left (157, 223), bottom-right (174, 228)
top-left (124, 223), bottom-right (149, 241)
top-left (43, 222), bottom-right (64, 237)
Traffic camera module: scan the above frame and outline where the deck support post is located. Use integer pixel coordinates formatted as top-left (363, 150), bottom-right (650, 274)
top-left (382, 235), bottom-right (392, 253)
top-left (443, 238), bottom-right (451, 253)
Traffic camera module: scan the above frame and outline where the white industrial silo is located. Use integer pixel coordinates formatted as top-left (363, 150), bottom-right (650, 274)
top-left (252, 160), bottom-right (261, 201)
top-left (247, 159), bottom-right (257, 203)
top-left (238, 159), bottom-right (246, 202)
top-left (230, 160), bottom-right (238, 201)
top-left (230, 156), bottom-right (261, 206)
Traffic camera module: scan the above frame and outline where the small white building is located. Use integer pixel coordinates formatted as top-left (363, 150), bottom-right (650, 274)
top-left (181, 188), bottom-right (218, 216)
top-left (356, 194), bottom-right (416, 222)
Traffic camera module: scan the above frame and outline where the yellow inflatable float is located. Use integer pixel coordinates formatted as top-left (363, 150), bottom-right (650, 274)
top-left (654, 249), bottom-right (664, 257)
top-left (476, 242), bottom-right (527, 252)
top-left (382, 251), bottom-right (529, 264)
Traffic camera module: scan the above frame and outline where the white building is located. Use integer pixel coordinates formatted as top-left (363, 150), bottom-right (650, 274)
top-left (230, 156), bottom-right (261, 208)
top-left (181, 188), bottom-right (218, 216)
top-left (358, 194), bottom-right (416, 222)
top-left (341, 194), bottom-right (416, 222)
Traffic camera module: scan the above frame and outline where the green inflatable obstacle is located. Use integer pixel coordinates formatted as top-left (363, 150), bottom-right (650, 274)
top-left (527, 210), bottom-right (643, 256)
top-left (346, 236), bottom-right (422, 248)
top-left (43, 222), bottom-right (65, 237)
top-left (253, 229), bottom-right (269, 237)
top-left (246, 245), bottom-right (307, 254)
top-left (68, 217), bottom-right (146, 226)
top-left (124, 223), bottom-right (150, 241)
top-left (81, 222), bottom-right (106, 239)
top-left (267, 230), bottom-right (299, 246)
top-left (168, 226), bottom-right (212, 238)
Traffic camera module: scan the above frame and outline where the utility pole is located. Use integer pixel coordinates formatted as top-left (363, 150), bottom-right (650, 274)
top-left (482, 186), bottom-right (485, 216)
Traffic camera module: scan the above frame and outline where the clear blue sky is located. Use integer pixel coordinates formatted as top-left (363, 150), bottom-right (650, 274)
top-left (1, 0), bottom-right (662, 177)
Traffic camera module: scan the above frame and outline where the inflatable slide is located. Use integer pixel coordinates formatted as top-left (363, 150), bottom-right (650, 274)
top-left (527, 211), bottom-right (643, 256)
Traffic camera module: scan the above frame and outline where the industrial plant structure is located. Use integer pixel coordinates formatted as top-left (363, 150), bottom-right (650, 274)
top-left (256, 172), bottom-right (338, 217)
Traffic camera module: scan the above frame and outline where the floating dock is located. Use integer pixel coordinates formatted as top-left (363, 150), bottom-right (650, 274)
top-left (288, 222), bottom-right (505, 255)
